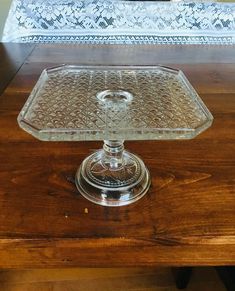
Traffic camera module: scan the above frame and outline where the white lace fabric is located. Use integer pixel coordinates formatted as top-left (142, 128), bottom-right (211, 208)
top-left (2, 0), bottom-right (235, 44)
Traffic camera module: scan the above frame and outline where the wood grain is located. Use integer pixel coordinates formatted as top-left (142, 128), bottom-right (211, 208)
top-left (0, 43), bottom-right (35, 95)
top-left (0, 267), bottom-right (226, 291)
top-left (0, 44), bottom-right (235, 268)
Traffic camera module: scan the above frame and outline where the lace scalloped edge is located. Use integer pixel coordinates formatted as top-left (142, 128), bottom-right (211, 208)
top-left (15, 34), bottom-right (234, 45)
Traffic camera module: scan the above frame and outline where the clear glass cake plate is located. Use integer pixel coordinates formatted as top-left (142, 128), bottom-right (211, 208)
top-left (18, 65), bottom-right (213, 206)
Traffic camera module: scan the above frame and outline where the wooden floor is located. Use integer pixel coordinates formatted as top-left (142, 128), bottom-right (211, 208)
top-left (0, 267), bottom-right (225, 291)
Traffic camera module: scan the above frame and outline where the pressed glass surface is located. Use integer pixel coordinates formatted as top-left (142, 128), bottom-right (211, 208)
top-left (18, 65), bottom-right (213, 141)
top-left (75, 140), bottom-right (151, 206)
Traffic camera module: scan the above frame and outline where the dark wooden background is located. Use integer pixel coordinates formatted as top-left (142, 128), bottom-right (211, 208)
top-left (0, 44), bottom-right (235, 268)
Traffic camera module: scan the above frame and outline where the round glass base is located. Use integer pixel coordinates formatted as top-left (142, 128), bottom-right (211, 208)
top-left (75, 149), bottom-right (151, 207)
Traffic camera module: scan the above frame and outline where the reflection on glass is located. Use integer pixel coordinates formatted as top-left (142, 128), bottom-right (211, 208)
top-left (18, 65), bottom-right (213, 206)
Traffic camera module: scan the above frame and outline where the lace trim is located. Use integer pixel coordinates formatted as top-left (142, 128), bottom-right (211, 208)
top-left (19, 35), bottom-right (234, 45)
top-left (2, 0), bottom-right (235, 44)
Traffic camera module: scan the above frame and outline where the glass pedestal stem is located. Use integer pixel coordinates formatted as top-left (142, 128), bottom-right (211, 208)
top-left (102, 140), bottom-right (124, 170)
top-left (75, 140), bottom-right (151, 206)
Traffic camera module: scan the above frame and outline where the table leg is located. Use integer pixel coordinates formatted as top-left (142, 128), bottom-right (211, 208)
top-left (171, 267), bottom-right (193, 289)
top-left (216, 266), bottom-right (235, 291)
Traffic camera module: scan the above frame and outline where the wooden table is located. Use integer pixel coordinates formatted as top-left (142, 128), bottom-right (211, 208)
top-left (0, 43), bottom-right (235, 269)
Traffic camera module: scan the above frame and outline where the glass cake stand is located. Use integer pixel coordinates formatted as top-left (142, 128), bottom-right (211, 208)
top-left (18, 65), bottom-right (213, 206)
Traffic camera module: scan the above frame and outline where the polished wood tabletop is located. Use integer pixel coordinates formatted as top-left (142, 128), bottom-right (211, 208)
top-left (0, 43), bottom-right (235, 269)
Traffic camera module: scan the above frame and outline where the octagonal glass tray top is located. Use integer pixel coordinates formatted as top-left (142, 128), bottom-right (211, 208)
top-left (18, 65), bottom-right (213, 141)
